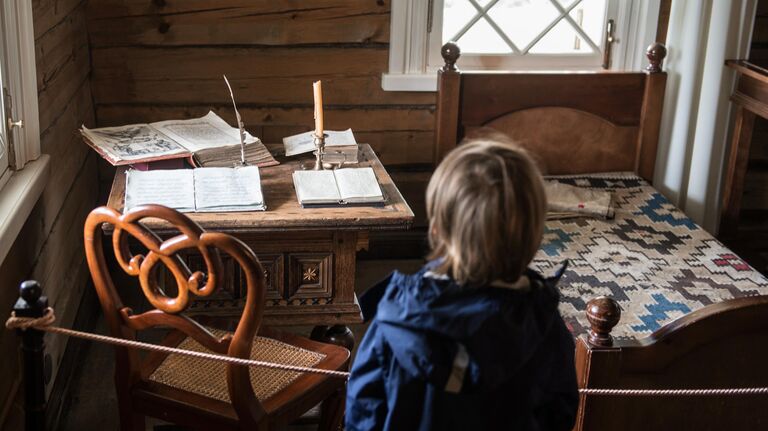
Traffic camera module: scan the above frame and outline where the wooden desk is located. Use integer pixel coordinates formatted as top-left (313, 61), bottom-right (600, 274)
top-left (106, 144), bottom-right (414, 330)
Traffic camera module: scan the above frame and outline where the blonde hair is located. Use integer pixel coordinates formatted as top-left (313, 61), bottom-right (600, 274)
top-left (426, 136), bottom-right (546, 286)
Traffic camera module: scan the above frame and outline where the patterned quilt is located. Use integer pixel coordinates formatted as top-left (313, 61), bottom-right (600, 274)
top-left (532, 173), bottom-right (768, 340)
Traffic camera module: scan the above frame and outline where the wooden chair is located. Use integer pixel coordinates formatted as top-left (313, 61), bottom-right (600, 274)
top-left (83, 204), bottom-right (349, 431)
top-left (434, 41), bottom-right (667, 181)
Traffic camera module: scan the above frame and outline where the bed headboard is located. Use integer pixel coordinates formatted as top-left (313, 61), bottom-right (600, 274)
top-left (434, 42), bottom-right (667, 181)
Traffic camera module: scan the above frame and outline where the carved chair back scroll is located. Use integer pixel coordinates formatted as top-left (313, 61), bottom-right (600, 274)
top-left (83, 204), bottom-right (269, 426)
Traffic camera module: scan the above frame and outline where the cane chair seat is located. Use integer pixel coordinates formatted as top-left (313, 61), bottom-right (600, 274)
top-left (148, 328), bottom-right (326, 403)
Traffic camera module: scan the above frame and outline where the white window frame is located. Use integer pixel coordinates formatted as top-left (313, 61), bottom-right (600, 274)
top-left (0, 0), bottom-right (49, 265)
top-left (382, 0), bottom-right (661, 92)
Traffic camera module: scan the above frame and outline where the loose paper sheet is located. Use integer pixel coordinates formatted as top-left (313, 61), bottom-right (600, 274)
top-left (283, 129), bottom-right (357, 156)
top-left (193, 166), bottom-right (265, 211)
top-left (125, 169), bottom-right (195, 212)
top-left (334, 168), bottom-right (383, 202)
top-left (151, 111), bottom-right (259, 153)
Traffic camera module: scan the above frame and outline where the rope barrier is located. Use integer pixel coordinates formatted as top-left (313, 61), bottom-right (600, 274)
top-left (580, 387), bottom-right (768, 396)
top-left (7, 309), bottom-right (768, 396)
top-left (6, 308), bottom-right (350, 379)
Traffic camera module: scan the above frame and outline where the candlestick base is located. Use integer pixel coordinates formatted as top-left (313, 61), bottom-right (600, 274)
top-left (301, 133), bottom-right (328, 171)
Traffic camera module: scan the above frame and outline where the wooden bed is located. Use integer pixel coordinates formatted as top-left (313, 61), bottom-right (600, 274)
top-left (435, 42), bottom-right (768, 430)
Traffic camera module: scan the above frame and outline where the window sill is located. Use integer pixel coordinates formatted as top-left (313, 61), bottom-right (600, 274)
top-left (381, 73), bottom-right (437, 92)
top-left (0, 155), bottom-right (50, 265)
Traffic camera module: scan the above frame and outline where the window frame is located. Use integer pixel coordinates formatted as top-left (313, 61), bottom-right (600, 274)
top-left (0, 0), bottom-right (49, 266)
top-left (382, 0), bottom-right (661, 92)
top-left (1, 0), bottom-right (41, 169)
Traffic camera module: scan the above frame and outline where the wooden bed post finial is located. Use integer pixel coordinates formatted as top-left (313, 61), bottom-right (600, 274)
top-left (441, 41), bottom-right (461, 72)
top-left (586, 296), bottom-right (621, 347)
top-left (645, 42), bottom-right (667, 73)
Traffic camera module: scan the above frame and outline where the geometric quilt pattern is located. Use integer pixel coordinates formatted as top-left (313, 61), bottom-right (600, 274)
top-left (533, 173), bottom-right (768, 339)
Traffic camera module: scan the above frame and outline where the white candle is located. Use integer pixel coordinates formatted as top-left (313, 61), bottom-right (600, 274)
top-left (313, 80), bottom-right (324, 137)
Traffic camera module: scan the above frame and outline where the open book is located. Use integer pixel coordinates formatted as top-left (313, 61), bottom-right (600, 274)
top-left (81, 111), bottom-right (278, 167)
top-left (125, 167), bottom-right (265, 213)
top-left (292, 168), bottom-right (385, 207)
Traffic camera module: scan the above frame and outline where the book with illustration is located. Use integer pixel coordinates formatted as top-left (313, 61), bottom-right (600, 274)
top-left (81, 111), bottom-right (278, 168)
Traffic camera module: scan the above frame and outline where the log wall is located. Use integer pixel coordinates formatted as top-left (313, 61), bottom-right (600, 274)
top-left (86, 0), bottom-right (437, 166)
top-left (0, 0), bottom-right (97, 427)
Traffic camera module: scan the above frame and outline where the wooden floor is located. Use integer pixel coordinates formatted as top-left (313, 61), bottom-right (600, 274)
top-left (55, 259), bottom-right (423, 431)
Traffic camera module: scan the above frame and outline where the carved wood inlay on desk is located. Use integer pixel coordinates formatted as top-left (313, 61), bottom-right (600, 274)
top-left (106, 144), bottom-right (414, 326)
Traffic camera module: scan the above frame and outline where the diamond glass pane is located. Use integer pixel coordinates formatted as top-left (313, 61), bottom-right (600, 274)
top-left (457, 17), bottom-right (512, 53)
top-left (442, 0), bottom-right (481, 42)
top-left (486, 0), bottom-right (560, 50)
top-left (556, 0), bottom-right (579, 7)
top-left (528, 18), bottom-right (591, 53)
top-left (569, 0), bottom-right (606, 48)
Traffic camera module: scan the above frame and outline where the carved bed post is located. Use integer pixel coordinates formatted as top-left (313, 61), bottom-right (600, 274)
top-left (585, 296), bottom-right (621, 347)
top-left (573, 296), bottom-right (621, 431)
top-left (435, 42), bottom-right (462, 163)
top-left (636, 42), bottom-right (667, 181)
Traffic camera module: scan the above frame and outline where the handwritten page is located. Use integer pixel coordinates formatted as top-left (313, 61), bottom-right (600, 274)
top-left (292, 170), bottom-right (341, 204)
top-left (283, 129), bottom-right (357, 156)
top-left (334, 168), bottom-right (384, 203)
top-left (124, 169), bottom-right (195, 212)
top-left (193, 166), bottom-right (265, 211)
top-left (151, 111), bottom-right (259, 153)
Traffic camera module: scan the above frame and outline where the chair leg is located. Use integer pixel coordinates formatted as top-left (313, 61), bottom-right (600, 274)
top-left (318, 388), bottom-right (345, 431)
top-left (116, 391), bottom-right (145, 431)
top-left (119, 410), bottom-right (145, 431)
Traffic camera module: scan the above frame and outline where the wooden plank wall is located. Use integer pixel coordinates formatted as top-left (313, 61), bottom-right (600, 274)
top-left (86, 0), bottom-right (437, 166)
top-left (0, 0), bottom-right (97, 427)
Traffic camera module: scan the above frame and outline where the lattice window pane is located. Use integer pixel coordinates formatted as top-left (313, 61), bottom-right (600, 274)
top-left (570, 0), bottom-right (607, 49)
top-left (528, 19), bottom-right (589, 53)
top-left (442, 0), bottom-right (607, 56)
top-left (459, 17), bottom-right (512, 53)
top-left (486, 0), bottom-right (560, 50)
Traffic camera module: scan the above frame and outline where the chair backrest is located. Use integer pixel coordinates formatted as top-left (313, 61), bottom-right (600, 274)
top-left (83, 204), bottom-right (268, 425)
top-left (434, 42), bottom-right (668, 181)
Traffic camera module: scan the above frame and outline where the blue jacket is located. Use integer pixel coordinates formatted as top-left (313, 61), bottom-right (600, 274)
top-left (345, 263), bottom-right (578, 431)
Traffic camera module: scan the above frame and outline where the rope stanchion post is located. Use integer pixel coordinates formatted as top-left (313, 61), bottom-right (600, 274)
top-left (13, 280), bottom-right (48, 431)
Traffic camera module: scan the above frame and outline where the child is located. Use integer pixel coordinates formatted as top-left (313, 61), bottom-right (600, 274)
top-left (345, 137), bottom-right (578, 431)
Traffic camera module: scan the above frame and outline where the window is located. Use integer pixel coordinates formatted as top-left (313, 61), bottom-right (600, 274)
top-left (0, 45), bottom-right (10, 188)
top-left (0, 0), bottom-right (41, 172)
top-left (0, 0), bottom-right (48, 265)
top-left (383, 0), bottom-right (661, 91)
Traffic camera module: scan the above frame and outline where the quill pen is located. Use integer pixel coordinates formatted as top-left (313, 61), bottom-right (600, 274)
top-left (223, 75), bottom-right (246, 165)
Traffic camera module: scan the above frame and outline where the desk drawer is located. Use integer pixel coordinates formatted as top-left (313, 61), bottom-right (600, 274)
top-left (286, 253), bottom-right (333, 302)
top-left (186, 252), bottom-right (284, 302)
top-left (254, 253), bottom-right (283, 300)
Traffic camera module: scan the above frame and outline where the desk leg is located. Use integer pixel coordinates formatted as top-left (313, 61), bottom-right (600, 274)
top-left (310, 324), bottom-right (355, 351)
